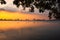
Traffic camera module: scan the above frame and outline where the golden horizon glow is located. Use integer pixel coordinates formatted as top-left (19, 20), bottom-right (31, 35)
top-left (0, 10), bottom-right (48, 20)
top-left (0, 10), bottom-right (51, 31)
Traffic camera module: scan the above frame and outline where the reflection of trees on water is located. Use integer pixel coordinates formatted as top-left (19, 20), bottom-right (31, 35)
top-left (0, 0), bottom-right (60, 20)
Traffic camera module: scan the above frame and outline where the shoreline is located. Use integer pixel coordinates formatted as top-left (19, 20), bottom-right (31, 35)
top-left (0, 20), bottom-right (60, 21)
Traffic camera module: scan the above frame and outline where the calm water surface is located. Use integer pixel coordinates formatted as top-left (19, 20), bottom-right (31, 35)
top-left (0, 21), bottom-right (60, 40)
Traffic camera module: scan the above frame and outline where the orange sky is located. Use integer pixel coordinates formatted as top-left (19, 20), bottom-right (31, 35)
top-left (0, 10), bottom-right (49, 20)
top-left (0, 0), bottom-right (50, 20)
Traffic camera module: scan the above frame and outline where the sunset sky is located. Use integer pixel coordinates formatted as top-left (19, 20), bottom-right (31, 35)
top-left (0, 0), bottom-right (50, 20)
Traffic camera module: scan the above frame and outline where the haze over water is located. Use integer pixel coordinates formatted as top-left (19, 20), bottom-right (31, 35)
top-left (0, 21), bottom-right (60, 40)
top-left (0, 0), bottom-right (60, 40)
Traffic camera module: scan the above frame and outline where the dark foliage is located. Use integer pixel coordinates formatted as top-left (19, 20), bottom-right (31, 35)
top-left (0, 0), bottom-right (6, 4)
top-left (13, 0), bottom-right (60, 20)
top-left (0, 0), bottom-right (60, 20)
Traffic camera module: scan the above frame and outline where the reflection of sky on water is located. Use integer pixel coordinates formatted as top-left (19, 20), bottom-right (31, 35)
top-left (0, 21), bottom-right (60, 40)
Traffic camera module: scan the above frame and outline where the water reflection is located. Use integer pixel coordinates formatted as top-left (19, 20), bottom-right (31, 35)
top-left (0, 21), bottom-right (51, 30)
top-left (0, 21), bottom-right (60, 40)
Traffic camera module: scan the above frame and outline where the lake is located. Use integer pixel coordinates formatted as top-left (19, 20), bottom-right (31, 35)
top-left (0, 21), bottom-right (60, 40)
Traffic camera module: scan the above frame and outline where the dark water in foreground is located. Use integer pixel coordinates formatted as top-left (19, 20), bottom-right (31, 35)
top-left (0, 21), bottom-right (60, 40)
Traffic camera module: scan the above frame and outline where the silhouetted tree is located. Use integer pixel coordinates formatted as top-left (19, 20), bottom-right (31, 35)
top-left (29, 5), bottom-right (34, 12)
top-left (13, 0), bottom-right (34, 10)
top-left (0, 0), bottom-right (6, 4)
top-left (13, 0), bottom-right (60, 20)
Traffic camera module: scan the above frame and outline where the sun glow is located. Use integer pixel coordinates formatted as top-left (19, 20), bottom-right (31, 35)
top-left (0, 10), bottom-right (47, 20)
top-left (0, 10), bottom-right (48, 30)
